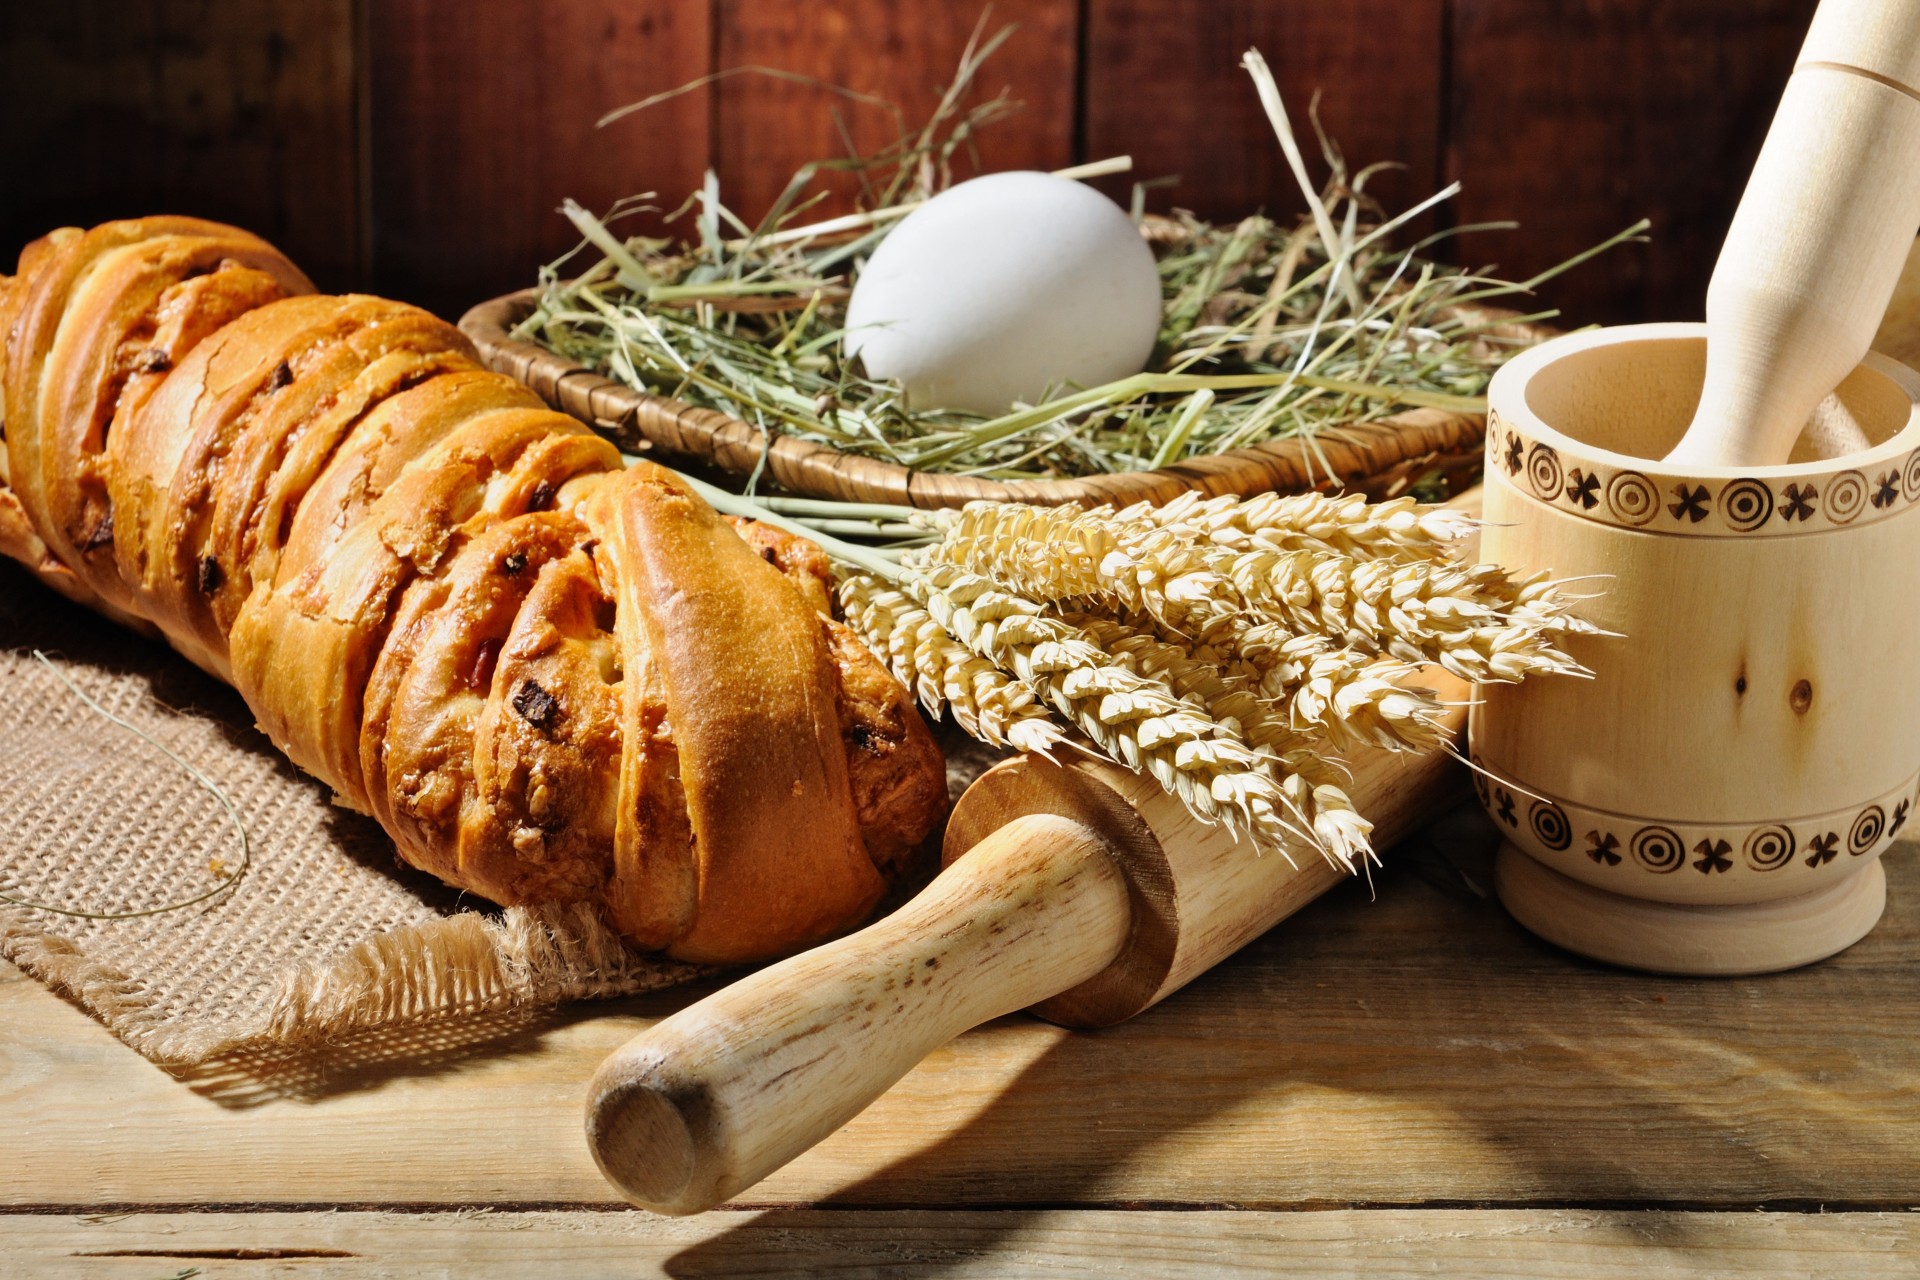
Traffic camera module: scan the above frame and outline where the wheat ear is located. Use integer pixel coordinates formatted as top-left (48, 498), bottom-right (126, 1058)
top-left (1224, 627), bottom-right (1450, 753)
top-left (932, 504), bottom-right (1458, 750)
top-left (1220, 550), bottom-right (1592, 683)
top-left (935, 501), bottom-right (1590, 687)
top-left (837, 572), bottom-right (1065, 756)
top-left (1064, 615), bottom-right (1374, 864)
top-left (906, 563), bottom-right (1337, 864)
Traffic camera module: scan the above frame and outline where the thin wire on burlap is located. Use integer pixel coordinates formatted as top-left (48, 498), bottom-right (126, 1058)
top-left (0, 571), bottom-right (707, 1066)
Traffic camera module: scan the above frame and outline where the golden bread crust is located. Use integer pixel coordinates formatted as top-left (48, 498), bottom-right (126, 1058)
top-left (0, 217), bottom-right (947, 963)
top-left (8, 219), bottom-right (313, 614)
top-left (590, 463), bottom-right (884, 961)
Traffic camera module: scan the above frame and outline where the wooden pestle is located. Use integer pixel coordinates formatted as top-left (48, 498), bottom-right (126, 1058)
top-left (1665, 0), bottom-right (1920, 468)
top-left (585, 674), bottom-right (1470, 1214)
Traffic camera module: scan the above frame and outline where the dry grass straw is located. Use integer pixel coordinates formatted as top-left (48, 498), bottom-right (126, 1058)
top-left (518, 32), bottom-right (1643, 483)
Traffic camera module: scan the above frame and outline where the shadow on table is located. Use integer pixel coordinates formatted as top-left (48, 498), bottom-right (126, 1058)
top-left (161, 729), bottom-right (969, 1108)
top-left (170, 975), bottom-right (731, 1108)
top-left (659, 822), bottom-right (1920, 1277)
top-left (164, 782), bottom-right (955, 1108)
top-left (168, 841), bottom-right (954, 1108)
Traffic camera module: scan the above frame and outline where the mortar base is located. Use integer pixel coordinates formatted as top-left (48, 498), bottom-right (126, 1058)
top-left (1494, 844), bottom-right (1886, 976)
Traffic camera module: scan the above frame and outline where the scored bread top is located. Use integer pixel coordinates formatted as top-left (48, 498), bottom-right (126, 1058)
top-left (7, 218), bottom-right (314, 613)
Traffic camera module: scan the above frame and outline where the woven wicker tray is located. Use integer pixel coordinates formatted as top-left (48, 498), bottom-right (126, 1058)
top-left (459, 288), bottom-right (1517, 509)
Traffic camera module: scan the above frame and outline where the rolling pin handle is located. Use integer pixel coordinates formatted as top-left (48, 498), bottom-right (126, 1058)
top-left (584, 811), bottom-right (1134, 1215)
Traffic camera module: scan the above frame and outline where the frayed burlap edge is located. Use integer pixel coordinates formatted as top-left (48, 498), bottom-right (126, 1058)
top-left (0, 901), bottom-right (704, 1066)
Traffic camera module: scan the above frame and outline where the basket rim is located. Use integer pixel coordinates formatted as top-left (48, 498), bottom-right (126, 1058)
top-left (459, 287), bottom-right (1512, 509)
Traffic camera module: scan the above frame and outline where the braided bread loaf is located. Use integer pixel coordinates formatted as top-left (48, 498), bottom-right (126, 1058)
top-left (0, 217), bottom-right (947, 963)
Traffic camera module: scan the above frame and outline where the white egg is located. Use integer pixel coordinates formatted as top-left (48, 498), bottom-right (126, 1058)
top-left (843, 171), bottom-right (1163, 417)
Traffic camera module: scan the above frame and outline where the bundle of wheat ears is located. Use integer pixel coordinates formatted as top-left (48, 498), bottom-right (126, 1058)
top-left (686, 476), bottom-right (1592, 872)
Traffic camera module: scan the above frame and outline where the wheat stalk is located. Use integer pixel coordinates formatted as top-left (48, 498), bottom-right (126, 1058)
top-left (933, 501), bottom-right (1107, 595)
top-left (1064, 614), bottom-right (1304, 755)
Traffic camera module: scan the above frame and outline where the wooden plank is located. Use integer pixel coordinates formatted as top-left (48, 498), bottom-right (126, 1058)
top-left (1082, 0), bottom-right (1446, 229)
top-left (5, 1208), bottom-right (1918, 1277)
top-left (5, 828), bottom-right (1919, 1209)
top-left (364, 0), bottom-right (712, 320)
top-left (710, 0), bottom-right (1079, 229)
top-left (0, 1), bottom-right (361, 289)
top-left (1447, 0), bottom-right (1820, 326)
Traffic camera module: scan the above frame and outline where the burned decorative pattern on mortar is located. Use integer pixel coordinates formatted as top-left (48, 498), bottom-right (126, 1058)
top-left (1525, 442), bottom-right (1564, 503)
top-left (1476, 764), bottom-right (1919, 887)
top-left (1826, 470), bottom-right (1869, 523)
top-left (1780, 482), bottom-right (1817, 522)
top-left (1494, 787), bottom-right (1517, 827)
top-left (1630, 826), bottom-right (1685, 873)
top-left (1564, 469), bottom-right (1601, 510)
top-left (1484, 410), bottom-right (1920, 535)
top-left (1719, 478), bottom-right (1774, 531)
top-left (1604, 470), bottom-right (1660, 525)
top-left (1669, 484), bottom-right (1711, 523)
top-left (1528, 799), bottom-right (1572, 851)
top-left (1743, 825), bottom-right (1795, 871)
top-left (1849, 805), bottom-right (1886, 854)
top-left (1692, 839), bottom-right (1733, 875)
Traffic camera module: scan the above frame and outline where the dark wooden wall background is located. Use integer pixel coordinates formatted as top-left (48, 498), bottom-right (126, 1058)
top-left (0, 1), bottom-right (1819, 326)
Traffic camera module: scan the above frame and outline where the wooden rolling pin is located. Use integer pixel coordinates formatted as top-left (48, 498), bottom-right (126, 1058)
top-left (1666, 0), bottom-right (1920, 467)
top-left (585, 671), bottom-right (1468, 1214)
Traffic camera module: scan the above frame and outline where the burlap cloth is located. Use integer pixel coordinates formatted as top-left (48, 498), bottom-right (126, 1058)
top-left (0, 563), bottom-right (976, 1068)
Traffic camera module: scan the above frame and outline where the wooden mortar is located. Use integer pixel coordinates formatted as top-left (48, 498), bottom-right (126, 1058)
top-left (1476, 323), bottom-right (1920, 974)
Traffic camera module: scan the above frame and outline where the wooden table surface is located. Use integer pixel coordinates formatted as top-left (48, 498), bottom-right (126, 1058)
top-left (6, 813), bottom-right (1918, 1277)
